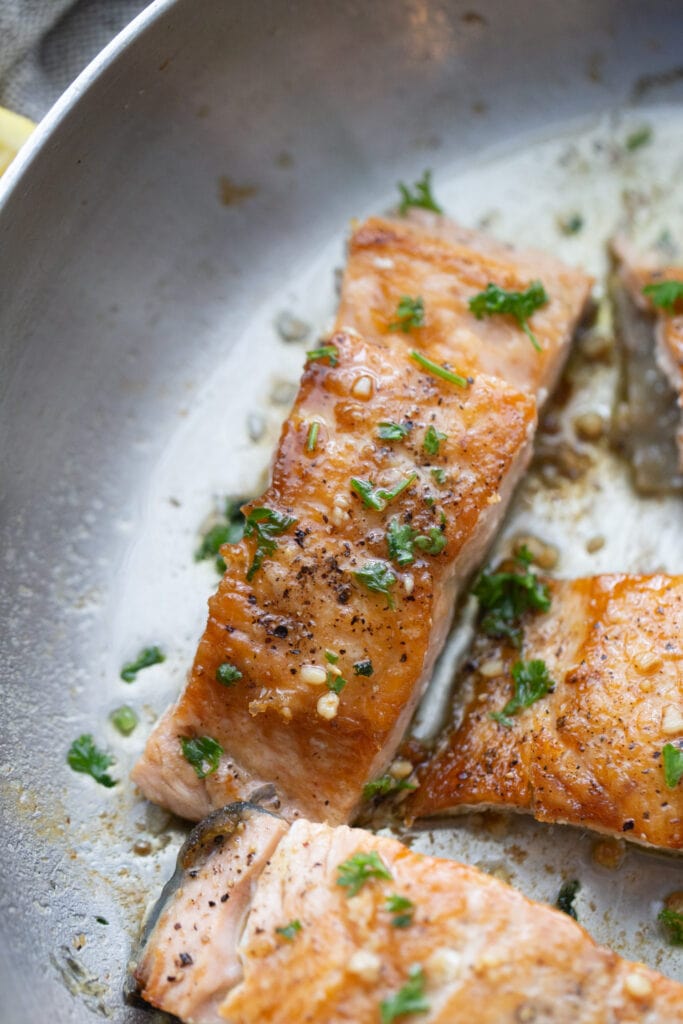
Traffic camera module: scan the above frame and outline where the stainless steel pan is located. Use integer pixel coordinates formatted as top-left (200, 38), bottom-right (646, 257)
top-left (2, 2), bottom-right (683, 1021)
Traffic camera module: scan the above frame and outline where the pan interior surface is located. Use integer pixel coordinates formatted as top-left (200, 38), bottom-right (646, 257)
top-left (1, 2), bottom-right (683, 1021)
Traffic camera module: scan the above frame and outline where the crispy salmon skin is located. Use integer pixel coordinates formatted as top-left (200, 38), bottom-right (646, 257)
top-left (132, 328), bottom-right (536, 823)
top-left (410, 575), bottom-right (683, 850)
top-left (134, 805), bottom-right (683, 1024)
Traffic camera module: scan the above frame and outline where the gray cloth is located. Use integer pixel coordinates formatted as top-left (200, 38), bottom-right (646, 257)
top-left (0, 0), bottom-right (148, 120)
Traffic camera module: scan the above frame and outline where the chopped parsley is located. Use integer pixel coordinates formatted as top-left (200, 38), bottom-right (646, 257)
top-left (430, 468), bottom-right (447, 486)
top-left (659, 907), bottom-right (683, 945)
top-left (423, 425), bottom-right (446, 455)
top-left (380, 965), bottom-right (430, 1023)
top-left (662, 743), bottom-right (683, 789)
top-left (490, 658), bottom-right (555, 728)
top-left (558, 213), bottom-right (584, 236)
top-left (109, 705), bottom-right (138, 736)
top-left (305, 344), bottom-right (338, 366)
top-left (625, 124), bottom-right (652, 151)
top-left (244, 506), bottom-right (297, 580)
top-left (120, 645), bottom-right (165, 683)
top-left (472, 547), bottom-right (551, 647)
top-left (386, 516), bottom-right (446, 566)
top-left (363, 775), bottom-right (416, 800)
top-left (337, 851), bottom-right (393, 896)
top-left (195, 496), bottom-right (248, 572)
top-left (353, 560), bottom-right (398, 609)
top-left (327, 672), bottom-right (347, 695)
top-left (275, 919), bottom-right (302, 940)
top-left (350, 473), bottom-right (417, 511)
top-left (180, 736), bottom-right (223, 779)
top-left (325, 649), bottom-right (339, 664)
top-left (555, 879), bottom-right (581, 920)
top-left (468, 280), bottom-right (549, 352)
top-left (353, 658), bottom-right (374, 677)
top-left (216, 662), bottom-right (242, 686)
top-left (389, 295), bottom-right (425, 333)
top-left (378, 421), bottom-right (412, 441)
top-left (386, 893), bottom-right (415, 928)
top-left (67, 734), bottom-right (116, 788)
top-left (414, 527), bottom-right (446, 555)
top-left (643, 280), bottom-right (683, 313)
top-left (410, 349), bottom-right (468, 388)
top-left (397, 169), bottom-right (442, 215)
top-left (306, 421), bottom-right (320, 452)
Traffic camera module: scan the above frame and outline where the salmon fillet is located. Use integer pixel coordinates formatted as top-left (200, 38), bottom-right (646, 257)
top-left (338, 211), bottom-right (593, 403)
top-left (410, 575), bottom-right (683, 850)
top-left (132, 328), bottom-right (537, 824)
top-left (134, 803), bottom-right (683, 1023)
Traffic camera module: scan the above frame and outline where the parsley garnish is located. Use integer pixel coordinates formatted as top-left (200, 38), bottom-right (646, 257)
top-left (558, 213), bottom-right (583, 236)
top-left (389, 296), bottom-right (425, 333)
top-left (363, 775), bottom-right (416, 800)
top-left (555, 879), bottom-right (580, 920)
top-left (244, 506), bottom-right (297, 580)
top-left (275, 919), bottom-right (302, 940)
top-left (350, 473), bottom-right (417, 511)
top-left (380, 965), bottom-right (430, 1023)
top-left (216, 662), bottom-right (242, 686)
top-left (662, 743), bottom-right (683, 789)
top-left (353, 659), bottom-right (374, 677)
top-left (386, 893), bottom-right (415, 928)
top-left (430, 468), bottom-right (447, 486)
top-left (120, 645), bottom-right (164, 683)
top-left (353, 560), bottom-right (398, 609)
top-left (67, 735), bottom-right (116, 788)
top-left (468, 280), bottom-right (548, 352)
top-left (397, 169), bottom-right (442, 215)
top-left (327, 672), bottom-right (347, 695)
top-left (472, 548), bottom-right (551, 647)
top-left (414, 527), bottom-right (446, 555)
top-left (195, 496), bottom-right (248, 572)
top-left (378, 421), bottom-right (412, 441)
top-left (306, 344), bottom-right (338, 366)
top-left (625, 124), bottom-right (652, 151)
top-left (659, 908), bottom-right (683, 945)
top-left (491, 659), bottom-right (554, 727)
top-left (306, 421), bottom-right (320, 452)
top-left (643, 280), bottom-right (683, 313)
top-left (337, 851), bottom-right (392, 896)
top-left (423, 425), bottom-right (446, 455)
top-left (180, 736), bottom-right (223, 778)
top-left (110, 705), bottom-right (138, 736)
top-left (387, 516), bottom-right (417, 566)
top-left (325, 650), bottom-right (339, 664)
top-left (410, 350), bottom-right (468, 388)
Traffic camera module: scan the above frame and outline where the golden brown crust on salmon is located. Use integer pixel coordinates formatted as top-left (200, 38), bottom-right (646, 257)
top-left (133, 329), bottom-right (536, 823)
top-left (410, 575), bottom-right (683, 850)
top-left (135, 810), bottom-right (683, 1023)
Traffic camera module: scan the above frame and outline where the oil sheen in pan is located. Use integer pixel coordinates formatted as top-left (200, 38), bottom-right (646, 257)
top-left (76, 107), bottom-right (683, 1002)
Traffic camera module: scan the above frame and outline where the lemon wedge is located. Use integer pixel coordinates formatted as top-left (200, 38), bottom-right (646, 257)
top-left (0, 106), bottom-right (35, 176)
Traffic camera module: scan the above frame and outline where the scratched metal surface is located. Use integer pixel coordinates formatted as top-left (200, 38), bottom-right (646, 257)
top-left (1, 1), bottom-right (683, 1021)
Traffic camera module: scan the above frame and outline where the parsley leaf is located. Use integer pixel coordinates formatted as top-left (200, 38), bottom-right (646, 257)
top-left (389, 296), bottom-right (425, 333)
top-left (337, 851), bottom-right (393, 896)
top-left (490, 659), bottom-right (554, 727)
top-left (350, 474), bottom-right (417, 511)
top-left (625, 124), bottom-right (652, 151)
top-left (555, 879), bottom-right (581, 920)
top-left (662, 743), bottom-right (683, 789)
top-left (327, 671), bottom-right (347, 695)
top-left (325, 649), bottom-right (339, 664)
top-left (659, 907), bottom-right (683, 945)
top-left (244, 506), bottom-right (297, 580)
top-left (423, 425), bottom-right (446, 455)
top-left (67, 734), bottom-right (116, 788)
top-left (468, 280), bottom-right (549, 352)
top-left (430, 468), bottom-right (447, 486)
top-left (120, 645), bottom-right (164, 683)
top-left (216, 662), bottom-right (242, 686)
top-left (195, 496), bottom-right (248, 572)
top-left (386, 893), bottom-right (415, 928)
top-left (414, 527), bottom-right (446, 555)
top-left (643, 280), bottom-right (683, 313)
top-left (410, 349), bottom-right (469, 388)
top-left (353, 658), bottom-right (374, 677)
top-left (378, 421), bottom-right (412, 441)
top-left (275, 919), bottom-right (302, 940)
top-left (180, 736), bottom-right (223, 778)
top-left (306, 421), bottom-right (320, 452)
top-left (305, 344), bottom-right (338, 366)
top-left (397, 169), bottom-right (442, 215)
top-left (353, 560), bottom-right (397, 609)
top-left (380, 965), bottom-right (430, 1023)
top-left (386, 516), bottom-right (417, 566)
top-left (109, 705), bottom-right (138, 736)
top-left (363, 775), bottom-right (416, 800)
top-left (472, 551), bottom-right (551, 647)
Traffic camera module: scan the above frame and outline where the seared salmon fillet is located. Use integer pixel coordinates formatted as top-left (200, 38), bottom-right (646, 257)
top-left (410, 575), bottom-right (683, 850)
top-left (338, 212), bottom-right (593, 402)
top-left (132, 328), bottom-right (536, 823)
top-left (134, 803), bottom-right (683, 1023)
